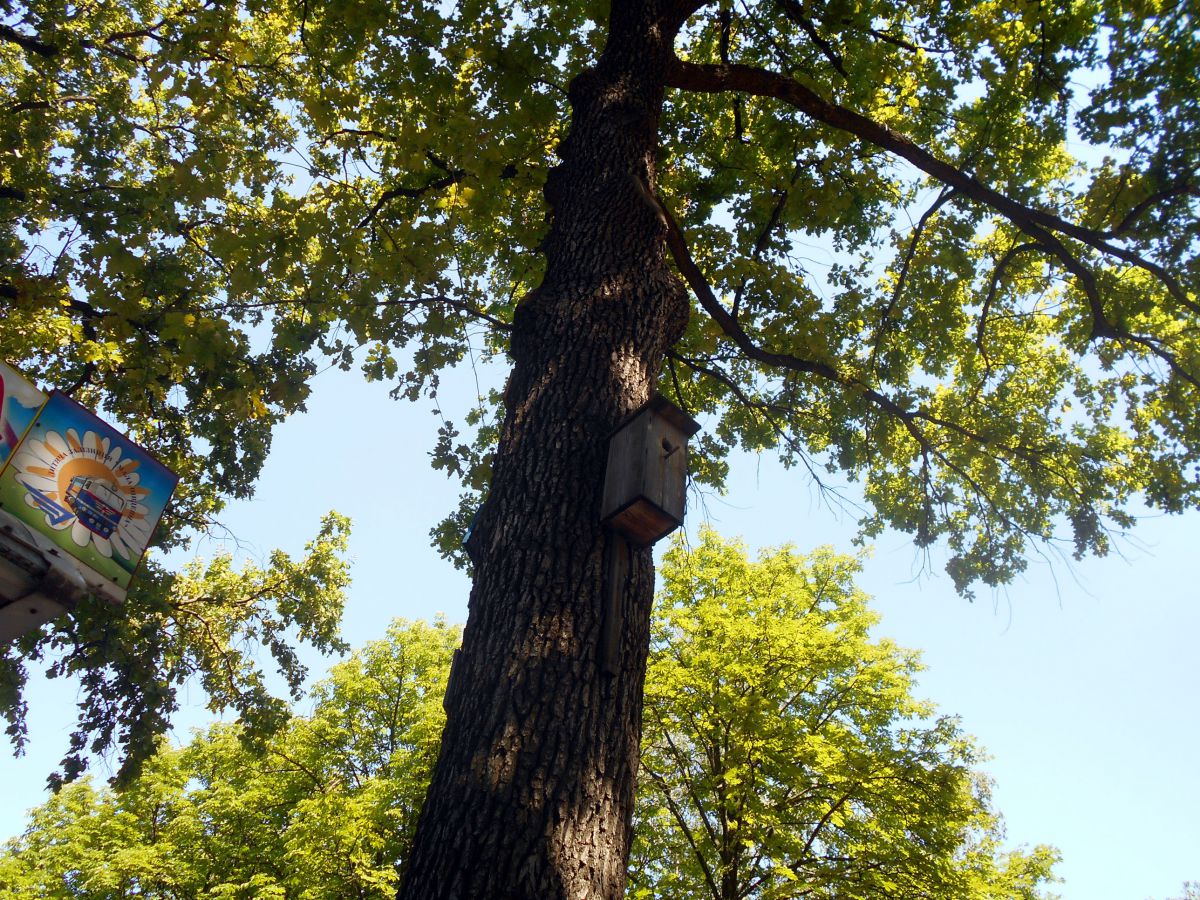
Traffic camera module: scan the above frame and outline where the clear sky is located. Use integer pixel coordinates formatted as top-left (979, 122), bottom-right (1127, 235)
top-left (2, 357), bottom-right (1197, 900)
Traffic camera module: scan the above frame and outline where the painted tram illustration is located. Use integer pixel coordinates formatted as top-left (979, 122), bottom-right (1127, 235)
top-left (64, 475), bottom-right (126, 538)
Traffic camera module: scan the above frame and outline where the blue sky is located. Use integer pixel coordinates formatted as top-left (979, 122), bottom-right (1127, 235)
top-left (2, 357), bottom-right (1197, 900)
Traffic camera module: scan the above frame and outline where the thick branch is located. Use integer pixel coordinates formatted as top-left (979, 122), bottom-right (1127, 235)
top-left (645, 174), bottom-right (938, 456)
top-left (0, 23), bottom-right (58, 57)
top-left (644, 182), bottom-right (1116, 541)
top-left (664, 59), bottom-right (1082, 239)
top-left (665, 58), bottom-right (1200, 393)
top-left (633, 173), bottom-right (836, 383)
top-left (660, 0), bottom-right (718, 27)
top-left (663, 57), bottom-right (1193, 309)
top-left (1109, 182), bottom-right (1200, 236)
top-left (1008, 218), bottom-right (1200, 387)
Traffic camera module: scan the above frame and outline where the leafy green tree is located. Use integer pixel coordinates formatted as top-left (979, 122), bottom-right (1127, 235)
top-left (630, 530), bottom-right (1058, 899)
top-left (2, 513), bottom-right (351, 787)
top-left (2, 0), bottom-right (1197, 894)
top-left (0, 617), bottom-right (459, 899)
top-left (0, 560), bottom-right (1057, 899)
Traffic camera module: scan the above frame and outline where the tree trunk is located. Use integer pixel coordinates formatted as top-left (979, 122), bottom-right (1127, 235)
top-left (396, 3), bottom-right (691, 898)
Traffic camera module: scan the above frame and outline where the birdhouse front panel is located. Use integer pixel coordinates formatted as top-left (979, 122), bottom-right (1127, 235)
top-left (646, 414), bottom-right (688, 523)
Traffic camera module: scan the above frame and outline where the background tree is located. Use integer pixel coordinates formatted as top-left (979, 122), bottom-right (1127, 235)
top-left (0, 550), bottom-right (1058, 899)
top-left (1, 513), bottom-right (351, 787)
top-left (0, 617), bottom-right (458, 898)
top-left (629, 530), bottom-right (1058, 900)
top-left (2, 0), bottom-right (1197, 894)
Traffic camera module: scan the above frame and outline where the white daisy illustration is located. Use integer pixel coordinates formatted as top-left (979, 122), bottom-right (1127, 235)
top-left (11, 428), bottom-right (153, 562)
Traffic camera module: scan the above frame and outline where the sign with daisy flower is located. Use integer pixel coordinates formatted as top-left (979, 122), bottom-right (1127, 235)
top-left (0, 389), bottom-right (178, 598)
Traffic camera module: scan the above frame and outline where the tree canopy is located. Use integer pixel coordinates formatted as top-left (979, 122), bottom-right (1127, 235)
top-left (3, 0), bottom-right (1197, 587)
top-left (1, 511), bottom-right (351, 787)
top-left (0, 540), bottom-right (1059, 899)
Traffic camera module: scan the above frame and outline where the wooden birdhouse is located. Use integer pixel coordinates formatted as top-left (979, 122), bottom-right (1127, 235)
top-left (600, 395), bottom-right (700, 546)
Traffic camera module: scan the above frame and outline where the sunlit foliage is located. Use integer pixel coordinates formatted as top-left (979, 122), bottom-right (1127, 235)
top-left (2, 0), bottom-right (1197, 779)
top-left (0, 542), bottom-right (1058, 898)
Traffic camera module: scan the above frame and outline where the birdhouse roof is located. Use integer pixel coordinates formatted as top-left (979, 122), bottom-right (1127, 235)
top-left (611, 394), bottom-right (701, 438)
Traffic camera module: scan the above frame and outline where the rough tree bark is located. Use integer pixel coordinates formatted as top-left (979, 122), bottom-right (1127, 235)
top-left (396, 2), bottom-right (695, 898)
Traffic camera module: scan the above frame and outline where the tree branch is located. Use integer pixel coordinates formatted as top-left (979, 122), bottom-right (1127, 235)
top-left (871, 186), bottom-right (956, 371)
top-left (775, 0), bottom-right (847, 79)
top-left (376, 295), bottom-right (512, 333)
top-left (664, 57), bottom-right (1200, 395)
top-left (358, 169), bottom-right (466, 228)
top-left (644, 180), bottom-right (1107, 544)
top-left (358, 160), bottom-right (520, 228)
top-left (663, 57), bottom-right (1194, 313)
top-left (633, 172), bottom-right (836, 383)
top-left (718, 9), bottom-right (746, 141)
top-left (4, 95), bottom-right (96, 116)
top-left (200, 293), bottom-right (511, 333)
top-left (1108, 182), bottom-right (1200, 237)
top-left (859, 25), bottom-right (951, 55)
top-left (667, 349), bottom-right (839, 496)
top-left (642, 757), bottom-right (722, 899)
top-left (645, 172), bottom-right (934, 448)
top-left (976, 242), bottom-right (1042, 350)
top-left (0, 23), bottom-right (58, 57)
top-left (658, 723), bottom-right (724, 852)
top-left (798, 787), bottom-right (856, 861)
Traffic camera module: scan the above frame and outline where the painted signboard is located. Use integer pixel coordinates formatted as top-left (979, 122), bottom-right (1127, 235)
top-left (0, 361), bottom-right (47, 468)
top-left (0, 390), bottom-right (178, 596)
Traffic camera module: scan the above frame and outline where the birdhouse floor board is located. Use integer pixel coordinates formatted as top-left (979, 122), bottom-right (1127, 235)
top-left (602, 496), bottom-right (680, 547)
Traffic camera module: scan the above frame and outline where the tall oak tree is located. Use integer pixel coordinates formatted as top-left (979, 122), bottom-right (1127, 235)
top-left (1, 0), bottom-right (1197, 896)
